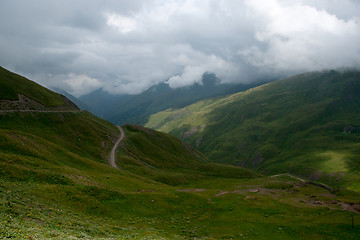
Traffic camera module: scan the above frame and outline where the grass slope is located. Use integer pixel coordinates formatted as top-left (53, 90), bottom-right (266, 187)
top-left (117, 125), bottom-right (259, 185)
top-left (146, 70), bottom-right (360, 191)
top-left (1, 69), bottom-right (360, 239)
top-left (1, 112), bottom-right (360, 239)
top-left (0, 66), bottom-right (75, 109)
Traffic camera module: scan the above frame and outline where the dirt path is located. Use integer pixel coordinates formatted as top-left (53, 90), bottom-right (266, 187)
top-left (270, 173), bottom-right (306, 182)
top-left (0, 110), bottom-right (80, 113)
top-left (1, 109), bottom-right (124, 169)
top-left (108, 126), bottom-right (124, 169)
top-left (270, 173), bottom-right (335, 192)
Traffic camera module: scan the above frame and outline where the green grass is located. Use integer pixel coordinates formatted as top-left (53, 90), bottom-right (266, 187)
top-left (2, 173), bottom-right (360, 239)
top-left (317, 151), bottom-right (349, 173)
top-left (116, 125), bottom-right (260, 185)
top-left (1, 68), bottom-right (360, 238)
top-left (0, 111), bottom-right (118, 166)
top-left (0, 66), bottom-right (65, 107)
top-left (145, 70), bottom-right (360, 190)
top-left (1, 111), bottom-right (360, 239)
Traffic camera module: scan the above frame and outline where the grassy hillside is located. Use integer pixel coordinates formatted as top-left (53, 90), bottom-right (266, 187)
top-left (0, 66), bottom-right (76, 109)
top-left (117, 125), bottom-right (259, 185)
top-left (1, 69), bottom-right (360, 239)
top-left (0, 108), bottom-right (262, 239)
top-left (1, 112), bottom-right (360, 239)
top-left (146, 70), bottom-right (360, 191)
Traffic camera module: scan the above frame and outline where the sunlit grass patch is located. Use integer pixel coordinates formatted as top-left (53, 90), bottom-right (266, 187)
top-left (318, 151), bottom-right (349, 173)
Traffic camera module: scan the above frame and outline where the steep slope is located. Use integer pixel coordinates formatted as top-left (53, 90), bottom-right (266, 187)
top-left (146, 70), bottom-right (360, 191)
top-left (0, 66), bottom-right (78, 111)
top-left (80, 73), bottom-right (267, 125)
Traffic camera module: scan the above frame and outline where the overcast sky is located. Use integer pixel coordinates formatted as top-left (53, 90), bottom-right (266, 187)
top-left (1, 0), bottom-right (360, 96)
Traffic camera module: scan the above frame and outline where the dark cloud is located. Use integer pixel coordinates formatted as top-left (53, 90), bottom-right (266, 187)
top-left (0, 0), bottom-right (359, 96)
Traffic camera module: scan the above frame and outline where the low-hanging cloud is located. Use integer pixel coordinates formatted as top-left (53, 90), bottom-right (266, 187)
top-left (167, 54), bottom-right (237, 88)
top-left (64, 74), bottom-right (103, 97)
top-left (0, 0), bottom-right (359, 96)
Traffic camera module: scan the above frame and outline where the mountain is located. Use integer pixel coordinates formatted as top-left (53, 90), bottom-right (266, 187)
top-left (78, 88), bottom-right (130, 118)
top-left (0, 66), bottom-right (78, 111)
top-left (0, 66), bottom-right (256, 185)
top-left (51, 87), bottom-right (91, 111)
top-left (80, 73), bottom-right (267, 125)
top-left (1, 67), bottom-right (359, 239)
top-left (146, 70), bottom-right (360, 191)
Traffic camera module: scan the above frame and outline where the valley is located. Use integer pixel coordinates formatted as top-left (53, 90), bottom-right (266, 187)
top-left (0, 67), bottom-right (359, 239)
top-left (146, 70), bottom-right (360, 192)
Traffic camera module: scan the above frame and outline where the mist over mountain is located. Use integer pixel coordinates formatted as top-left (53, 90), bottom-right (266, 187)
top-left (80, 73), bottom-right (269, 125)
top-left (78, 88), bottom-right (130, 117)
top-left (51, 87), bottom-right (91, 111)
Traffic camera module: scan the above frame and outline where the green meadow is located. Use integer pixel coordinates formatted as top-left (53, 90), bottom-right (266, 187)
top-left (0, 112), bottom-right (359, 239)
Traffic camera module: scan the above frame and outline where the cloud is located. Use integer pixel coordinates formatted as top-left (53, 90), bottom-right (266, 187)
top-left (0, 0), bottom-right (359, 96)
top-left (63, 74), bottom-right (103, 97)
top-left (106, 14), bottom-right (137, 34)
top-left (167, 54), bottom-right (237, 88)
top-left (240, 0), bottom-right (360, 74)
top-left (35, 73), bottom-right (103, 97)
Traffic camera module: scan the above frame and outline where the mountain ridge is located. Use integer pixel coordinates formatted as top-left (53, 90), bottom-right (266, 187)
top-left (80, 73), bottom-right (268, 125)
top-left (146, 70), bottom-right (360, 191)
top-left (51, 87), bottom-right (90, 111)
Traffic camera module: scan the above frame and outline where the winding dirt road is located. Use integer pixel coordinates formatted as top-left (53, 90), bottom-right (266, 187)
top-left (0, 110), bottom-right (81, 113)
top-left (2, 109), bottom-right (124, 169)
top-left (108, 126), bottom-right (124, 169)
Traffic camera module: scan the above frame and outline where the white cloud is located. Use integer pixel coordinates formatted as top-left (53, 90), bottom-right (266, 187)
top-left (241, 0), bottom-right (360, 73)
top-left (167, 54), bottom-right (236, 88)
top-left (106, 13), bottom-right (137, 33)
top-left (103, 80), bottom-right (152, 95)
top-left (0, 0), bottom-right (360, 96)
top-left (64, 74), bottom-right (103, 97)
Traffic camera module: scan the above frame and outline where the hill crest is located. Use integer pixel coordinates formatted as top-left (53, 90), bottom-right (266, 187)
top-left (0, 66), bottom-right (78, 111)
